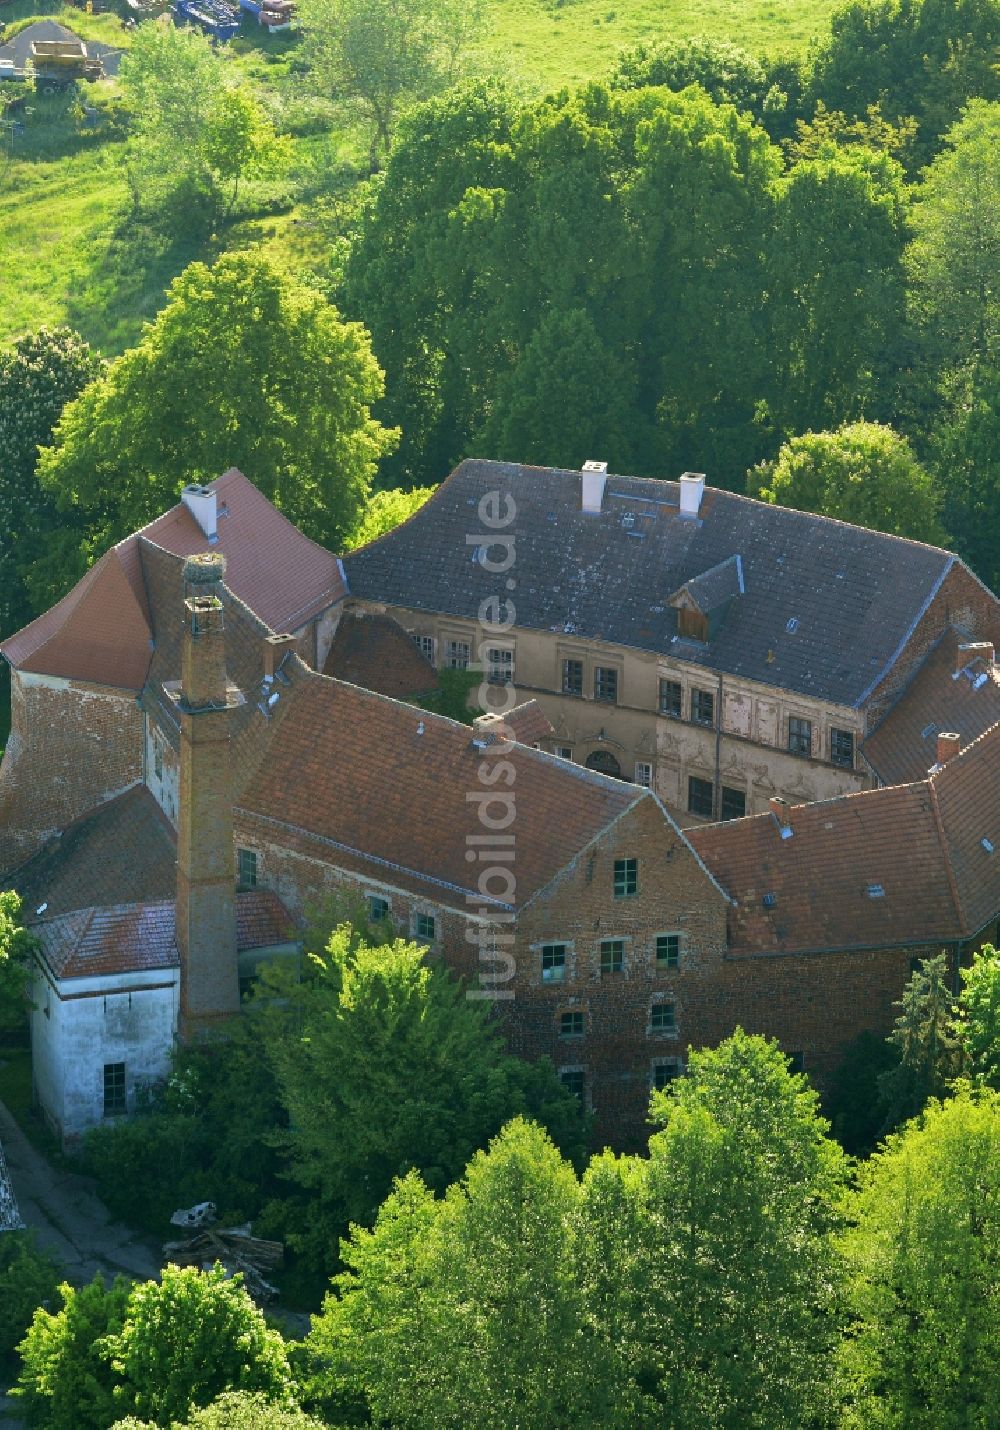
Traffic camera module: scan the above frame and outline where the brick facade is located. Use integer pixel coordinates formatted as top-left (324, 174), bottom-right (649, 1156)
top-left (0, 671), bottom-right (142, 873)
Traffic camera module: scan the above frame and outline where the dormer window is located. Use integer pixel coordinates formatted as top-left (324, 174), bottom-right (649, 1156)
top-left (677, 607), bottom-right (709, 642)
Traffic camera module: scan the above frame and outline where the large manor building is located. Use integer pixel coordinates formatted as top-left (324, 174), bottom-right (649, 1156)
top-left (2, 462), bottom-right (999, 1146)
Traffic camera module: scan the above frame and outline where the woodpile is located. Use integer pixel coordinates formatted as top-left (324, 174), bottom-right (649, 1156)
top-left (163, 1223), bottom-right (285, 1304)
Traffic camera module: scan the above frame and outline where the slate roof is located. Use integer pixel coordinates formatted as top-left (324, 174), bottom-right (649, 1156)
top-left (1, 470), bottom-right (344, 691)
top-left (238, 662), bottom-right (645, 912)
top-left (344, 459), bottom-right (957, 708)
top-left (33, 890), bottom-right (294, 982)
top-left (10, 786), bottom-right (175, 918)
top-left (670, 555), bottom-right (744, 613)
top-left (689, 721), bottom-right (1000, 955)
top-left (322, 611), bottom-right (439, 697)
top-left (864, 631), bottom-right (1000, 786)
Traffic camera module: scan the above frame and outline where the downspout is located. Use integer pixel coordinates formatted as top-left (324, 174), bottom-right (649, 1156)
top-left (714, 671), bottom-right (723, 819)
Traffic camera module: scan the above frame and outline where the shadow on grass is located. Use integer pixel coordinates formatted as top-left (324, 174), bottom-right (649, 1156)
top-left (63, 213), bottom-right (207, 351)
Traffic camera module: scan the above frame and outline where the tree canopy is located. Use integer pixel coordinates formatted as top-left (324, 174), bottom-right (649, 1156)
top-left (751, 421), bottom-right (946, 542)
top-left (298, 0), bottom-right (485, 168)
top-left (0, 328), bottom-right (103, 640)
top-left (841, 1088), bottom-right (1000, 1426)
top-left (344, 81), bottom-right (909, 490)
top-left (0, 891), bottom-right (33, 1037)
top-left (119, 24), bottom-right (287, 229)
top-left (35, 250), bottom-right (397, 604)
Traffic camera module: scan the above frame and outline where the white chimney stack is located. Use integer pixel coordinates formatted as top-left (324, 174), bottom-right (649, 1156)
top-left (581, 460), bottom-right (608, 515)
top-left (181, 483), bottom-right (218, 542)
top-left (679, 472), bottom-right (706, 519)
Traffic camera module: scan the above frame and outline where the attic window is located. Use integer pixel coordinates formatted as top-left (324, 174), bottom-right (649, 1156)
top-left (867, 883), bottom-right (886, 899)
top-left (621, 512), bottom-right (635, 528)
top-left (983, 838), bottom-right (995, 854)
top-left (921, 723), bottom-right (938, 740)
top-left (678, 607), bottom-right (709, 643)
top-left (762, 892), bottom-right (777, 909)
top-left (786, 617), bottom-right (800, 634)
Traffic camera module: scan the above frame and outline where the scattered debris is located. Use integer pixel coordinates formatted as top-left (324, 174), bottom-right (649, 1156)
top-left (164, 1215), bottom-right (285, 1304)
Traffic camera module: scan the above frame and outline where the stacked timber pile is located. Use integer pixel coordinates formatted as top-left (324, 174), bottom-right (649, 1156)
top-left (164, 1205), bottom-right (284, 1304)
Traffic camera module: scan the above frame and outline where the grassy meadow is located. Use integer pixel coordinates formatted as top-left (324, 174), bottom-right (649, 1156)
top-left (0, 0), bottom-right (838, 354)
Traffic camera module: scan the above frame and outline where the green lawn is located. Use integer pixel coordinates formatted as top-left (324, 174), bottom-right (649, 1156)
top-left (477, 0), bottom-right (836, 90)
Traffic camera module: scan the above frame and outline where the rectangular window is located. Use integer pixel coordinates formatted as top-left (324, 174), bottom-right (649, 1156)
top-left (562, 659), bottom-right (583, 696)
top-left (831, 727), bottom-right (854, 767)
top-left (678, 607), bottom-right (709, 642)
top-left (103, 1062), bottom-right (126, 1118)
top-left (153, 733), bottom-right (163, 781)
top-left (691, 688), bottom-right (715, 726)
top-left (634, 761), bottom-right (653, 789)
top-left (560, 1068), bottom-right (585, 1102)
top-left (656, 933), bottom-right (680, 968)
top-left (788, 1051), bottom-right (805, 1073)
top-left (659, 678), bottom-right (682, 718)
top-left (541, 943), bottom-right (567, 983)
top-left (600, 939), bottom-right (624, 974)
top-left (652, 1059), bottom-right (682, 1090)
top-left (651, 1001), bottom-right (676, 1033)
top-left (555, 746), bottom-right (573, 761)
top-left (687, 776), bottom-right (714, 818)
top-left (411, 633), bottom-right (436, 663)
top-left (237, 848), bottom-right (257, 888)
top-left (594, 666), bottom-right (619, 703)
top-left (415, 913), bottom-right (436, 943)
top-left (487, 648), bottom-right (514, 685)
top-left (559, 1010), bottom-right (584, 1039)
top-left (367, 894), bottom-right (390, 924)
top-left (720, 786), bottom-right (746, 821)
top-left (788, 716), bottom-right (813, 757)
top-left (613, 858), bottom-right (637, 898)
top-left (447, 640), bottom-right (470, 669)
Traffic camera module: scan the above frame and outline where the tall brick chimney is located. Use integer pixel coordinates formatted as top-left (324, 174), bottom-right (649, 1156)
top-left (176, 552), bottom-right (239, 1039)
top-left (935, 731), bottom-right (962, 767)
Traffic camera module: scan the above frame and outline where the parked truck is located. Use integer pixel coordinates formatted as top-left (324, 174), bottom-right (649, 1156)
top-left (27, 37), bottom-right (102, 91)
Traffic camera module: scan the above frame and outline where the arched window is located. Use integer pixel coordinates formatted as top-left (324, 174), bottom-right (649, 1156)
top-left (585, 749), bottom-right (622, 779)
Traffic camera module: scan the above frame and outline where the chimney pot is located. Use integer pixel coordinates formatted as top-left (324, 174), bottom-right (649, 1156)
top-left (182, 483), bottom-right (219, 541)
top-left (936, 731), bottom-right (962, 766)
top-left (263, 632), bottom-right (297, 680)
top-left (183, 551), bottom-right (226, 589)
top-left (679, 472), bottom-right (706, 519)
top-left (581, 460), bottom-right (608, 515)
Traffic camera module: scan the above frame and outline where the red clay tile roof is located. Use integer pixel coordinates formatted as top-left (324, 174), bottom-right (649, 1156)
top-left (33, 890), bottom-right (296, 982)
top-left (239, 665), bottom-right (643, 911)
top-left (689, 721), bottom-right (1000, 954)
top-left (10, 786), bottom-right (175, 917)
top-left (140, 469), bottom-right (344, 633)
top-left (864, 630), bottom-right (1000, 786)
top-left (322, 611), bottom-right (438, 697)
top-left (1, 542), bottom-right (153, 690)
top-left (932, 722), bottom-right (1000, 937)
top-left (474, 701), bottom-right (554, 746)
top-left (2, 470), bottom-right (345, 691)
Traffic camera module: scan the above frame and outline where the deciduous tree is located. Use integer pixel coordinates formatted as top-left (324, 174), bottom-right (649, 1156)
top-left (0, 328), bottom-right (103, 636)
top-left (107, 1264), bottom-right (293, 1426)
top-left (36, 250), bottom-right (397, 602)
top-left (752, 422), bottom-right (945, 542)
top-left (264, 929), bottom-right (586, 1276)
top-left (0, 891), bottom-right (33, 1037)
top-left (345, 484), bottom-right (436, 548)
top-left (841, 1088), bottom-right (1000, 1427)
top-left (15, 1275), bottom-right (131, 1430)
top-left (957, 943), bottom-right (1000, 1088)
top-left (298, 0), bottom-right (485, 169)
top-left (120, 23), bottom-right (287, 228)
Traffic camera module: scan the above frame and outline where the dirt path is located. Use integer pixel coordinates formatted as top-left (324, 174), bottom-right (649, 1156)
top-left (1, 1098), bottom-right (166, 1425)
top-left (0, 1099), bottom-right (162, 1286)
